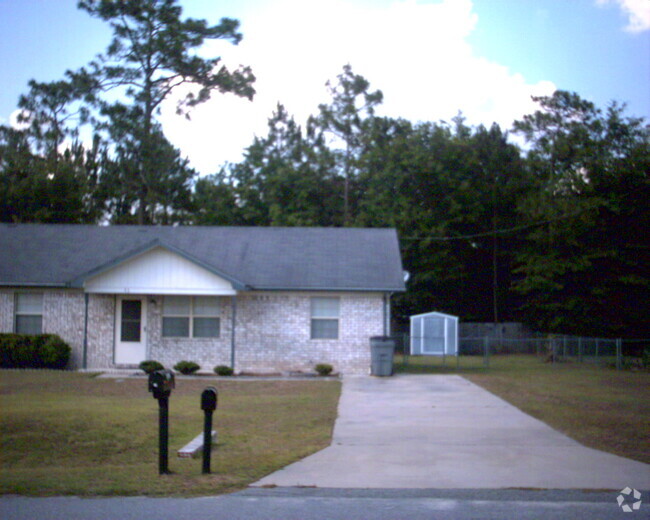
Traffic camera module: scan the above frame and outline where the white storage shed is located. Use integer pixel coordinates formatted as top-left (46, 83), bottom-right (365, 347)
top-left (410, 311), bottom-right (459, 356)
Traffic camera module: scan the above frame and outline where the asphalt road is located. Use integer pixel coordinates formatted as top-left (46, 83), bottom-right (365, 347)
top-left (1, 488), bottom-right (647, 520)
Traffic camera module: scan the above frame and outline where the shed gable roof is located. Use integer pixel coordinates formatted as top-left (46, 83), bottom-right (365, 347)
top-left (0, 225), bottom-right (406, 292)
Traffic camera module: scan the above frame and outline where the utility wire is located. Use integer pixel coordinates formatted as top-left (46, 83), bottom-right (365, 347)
top-left (400, 183), bottom-right (645, 242)
top-left (400, 208), bottom-right (591, 242)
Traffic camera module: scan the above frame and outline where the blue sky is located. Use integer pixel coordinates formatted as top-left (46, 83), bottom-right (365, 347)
top-left (0, 0), bottom-right (648, 174)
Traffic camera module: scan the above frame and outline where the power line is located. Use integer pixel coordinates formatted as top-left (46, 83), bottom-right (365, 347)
top-left (400, 208), bottom-right (590, 242)
top-left (400, 183), bottom-right (645, 243)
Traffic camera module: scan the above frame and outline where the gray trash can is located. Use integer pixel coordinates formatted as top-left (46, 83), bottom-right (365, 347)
top-left (370, 336), bottom-right (395, 376)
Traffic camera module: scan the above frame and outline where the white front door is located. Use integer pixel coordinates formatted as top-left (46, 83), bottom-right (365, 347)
top-left (115, 296), bottom-right (147, 365)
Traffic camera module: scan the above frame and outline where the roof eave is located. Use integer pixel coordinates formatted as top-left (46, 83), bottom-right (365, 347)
top-left (249, 286), bottom-right (406, 293)
top-left (0, 282), bottom-right (70, 288)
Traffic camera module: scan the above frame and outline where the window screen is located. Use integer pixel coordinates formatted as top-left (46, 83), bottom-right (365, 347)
top-left (311, 297), bottom-right (339, 339)
top-left (162, 296), bottom-right (190, 338)
top-left (15, 293), bottom-right (43, 334)
top-left (162, 296), bottom-right (220, 338)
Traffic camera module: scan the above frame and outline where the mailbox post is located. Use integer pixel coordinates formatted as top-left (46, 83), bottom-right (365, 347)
top-left (148, 369), bottom-right (175, 475)
top-left (200, 386), bottom-right (218, 474)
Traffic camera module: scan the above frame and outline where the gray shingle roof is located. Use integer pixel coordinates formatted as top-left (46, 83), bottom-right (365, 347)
top-left (0, 224), bottom-right (405, 292)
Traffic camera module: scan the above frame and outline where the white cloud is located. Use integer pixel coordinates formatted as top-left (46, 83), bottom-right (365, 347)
top-left (9, 109), bottom-right (30, 130)
top-left (597, 0), bottom-right (650, 32)
top-left (161, 0), bottom-right (556, 175)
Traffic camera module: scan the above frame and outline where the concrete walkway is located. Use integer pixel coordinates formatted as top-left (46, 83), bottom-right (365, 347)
top-left (254, 375), bottom-right (650, 489)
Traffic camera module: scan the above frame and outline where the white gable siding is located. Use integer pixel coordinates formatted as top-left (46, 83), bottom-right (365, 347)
top-left (84, 247), bottom-right (236, 295)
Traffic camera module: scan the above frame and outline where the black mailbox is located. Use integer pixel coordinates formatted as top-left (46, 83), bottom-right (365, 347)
top-left (201, 386), bottom-right (218, 412)
top-left (148, 369), bottom-right (175, 400)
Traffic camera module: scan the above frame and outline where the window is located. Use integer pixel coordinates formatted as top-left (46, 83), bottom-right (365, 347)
top-left (15, 293), bottom-right (43, 334)
top-left (162, 296), bottom-right (220, 338)
top-left (311, 297), bottom-right (339, 339)
top-left (120, 300), bottom-right (142, 342)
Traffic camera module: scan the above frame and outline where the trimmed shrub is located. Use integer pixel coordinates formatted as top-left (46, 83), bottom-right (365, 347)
top-left (40, 335), bottom-right (72, 369)
top-left (0, 334), bottom-right (71, 369)
top-left (315, 363), bottom-right (333, 376)
top-left (139, 360), bottom-right (165, 374)
top-left (214, 365), bottom-right (234, 376)
top-left (174, 360), bottom-right (200, 375)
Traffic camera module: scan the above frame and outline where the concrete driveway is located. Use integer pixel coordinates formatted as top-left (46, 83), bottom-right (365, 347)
top-left (254, 375), bottom-right (650, 489)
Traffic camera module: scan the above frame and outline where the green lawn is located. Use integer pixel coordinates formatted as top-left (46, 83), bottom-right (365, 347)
top-left (2, 359), bottom-right (648, 497)
top-left (0, 371), bottom-right (340, 496)
top-left (396, 354), bottom-right (650, 464)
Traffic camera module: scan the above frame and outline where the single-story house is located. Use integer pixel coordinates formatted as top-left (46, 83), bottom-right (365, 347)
top-left (0, 224), bottom-right (405, 374)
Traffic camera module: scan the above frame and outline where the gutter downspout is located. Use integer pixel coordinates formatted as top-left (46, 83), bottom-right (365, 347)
top-left (383, 293), bottom-right (392, 336)
top-left (230, 295), bottom-right (237, 372)
top-left (82, 293), bottom-right (89, 369)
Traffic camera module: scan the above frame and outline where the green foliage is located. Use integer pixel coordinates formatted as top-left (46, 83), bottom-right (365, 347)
top-left (0, 120), bottom-right (103, 225)
top-left (197, 86), bottom-right (647, 336)
top-left (512, 91), bottom-right (650, 337)
top-left (98, 109), bottom-right (196, 224)
top-left (2, 0), bottom-right (255, 226)
top-left (39, 335), bottom-right (72, 369)
top-left (173, 360), bottom-right (200, 375)
top-left (4, 34), bottom-right (648, 340)
top-left (203, 103), bottom-right (339, 226)
top-left (642, 348), bottom-right (650, 370)
top-left (0, 334), bottom-right (71, 369)
top-left (315, 363), bottom-right (334, 376)
top-left (72, 0), bottom-right (255, 224)
top-left (214, 365), bottom-right (234, 376)
top-left (316, 64), bottom-right (383, 225)
top-left (138, 360), bottom-right (165, 374)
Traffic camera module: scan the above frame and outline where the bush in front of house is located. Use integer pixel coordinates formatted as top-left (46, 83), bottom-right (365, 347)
top-left (0, 333), bottom-right (71, 369)
top-left (214, 365), bottom-right (234, 376)
top-left (174, 360), bottom-right (200, 375)
top-left (315, 363), bottom-right (334, 376)
top-left (39, 335), bottom-right (72, 369)
top-left (139, 360), bottom-right (165, 374)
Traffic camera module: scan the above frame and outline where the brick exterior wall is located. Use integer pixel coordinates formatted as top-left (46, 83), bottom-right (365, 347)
top-left (0, 289), bottom-right (386, 374)
top-left (147, 295), bottom-right (233, 371)
top-left (43, 291), bottom-right (85, 368)
top-left (234, 292), bottom-right (383, 374)
top-left (0, 291), bottom-right (12, 332)
top-left (86, 294), bottom-right (115, 369)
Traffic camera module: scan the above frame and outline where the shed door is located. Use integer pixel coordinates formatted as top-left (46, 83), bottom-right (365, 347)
top-left (422, 316), bottom-right (445, 354)
top-left (115, 296), bottom-right (147, 365)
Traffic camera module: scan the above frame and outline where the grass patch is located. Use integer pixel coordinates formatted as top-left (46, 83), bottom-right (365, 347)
top-left (397, 354), bottom-right (650, 464)
top-left (0, 370), bottom-right (340, 496)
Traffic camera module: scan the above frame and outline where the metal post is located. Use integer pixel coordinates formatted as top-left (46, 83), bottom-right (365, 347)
top-left (202, 410), bottom-right (213, 474)
top-left (616, 338), bottom-right (622, 371)
top-left (201, 387), bottom-right (218, 475)
top-left (82, 293), bottom-right (89, 369)
top-left (230, 296), bottom-right (237, 371)
top-left (484, 336), bottom-right (489, 368)
top-left (578, 337), bottom-right (583, 364)
top-left (158, 396), bottom-right (170, 475)
top-left (596, 339), bottom-right (600, 364)
top-left (550, 338), bottom-right (555, 364)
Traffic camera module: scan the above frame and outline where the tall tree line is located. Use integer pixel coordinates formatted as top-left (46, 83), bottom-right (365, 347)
top-left (1, 0), bottom-right (254, 225)
top-left (1, 2), bottom-right (648, 337)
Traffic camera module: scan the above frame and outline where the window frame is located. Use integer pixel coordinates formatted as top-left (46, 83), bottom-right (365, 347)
top-left (162, 296), bottom-right (220, 339)
top-left (310, 296), bottom-right (340, 340)
top-left (14, 292), bottom-right (44, 335)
